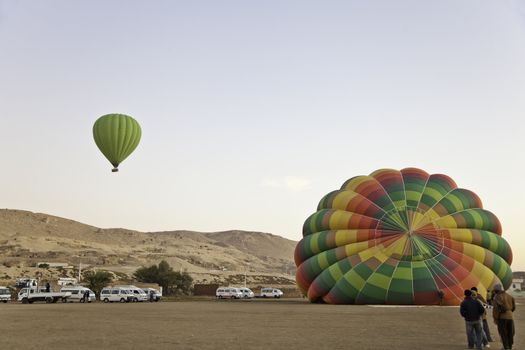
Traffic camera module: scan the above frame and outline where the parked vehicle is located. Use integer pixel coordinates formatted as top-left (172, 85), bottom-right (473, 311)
top-left (60, 286), bottom-right (96, 303)
top-left (57, 277), bottom-right (78, 286)
top-left (17, 288), bottom-right (71, 304)
top-left (260, 288), bottom-right (283, 298)
top-left (142, 288), bottom-right (162, 302)
top-left (0, 287), bottom-right (11, 303)
top-left (115, 285), bottom-right (148, 302)
top-left (216, 287), bottom-right (243, 299)
top-left (238, 288), bottom-right (255, 299)
top-left (100, 287), bottom-right (135, 303)
top-left (15, 278), bottom-right (37, 288)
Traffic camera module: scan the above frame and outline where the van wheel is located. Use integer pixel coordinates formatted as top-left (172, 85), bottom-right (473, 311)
top-left (45, 297), bottom-right (53, 303)
top-left (103, 298), bottom-right (109, 303)
top-left (2, 300), bottom-right (7, 303)
top-left (22, 298), bottom-right (28, 304)
top-left (62, 298), bottom-right (67, 303)
top-left (120, 298), bottom-right (126, 303)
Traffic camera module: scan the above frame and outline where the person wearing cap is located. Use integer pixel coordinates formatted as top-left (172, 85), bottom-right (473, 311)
top-left (471, 286), bottom-right (493, 344)
top-left (492, 284), bottom-right (516, 350)
top-left (460, 289), bottom-right (485, 349)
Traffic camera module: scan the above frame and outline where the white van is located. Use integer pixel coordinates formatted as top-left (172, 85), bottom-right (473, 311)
top-left (60, 286), bottom-right (96, 303)
top-left (238, 288), bottom-right (255, 299)
top-left (142, 288), bottom-right (162, 302)
top-left (57, 278), bottom-right (78, 286)
top-left (15, 278), bottom-right (37, 288)
top-left (115, 285), bottom-right (148, 302)
top-left (216, 287), bottom-right (243, 299)
top-left (0, 287), bottom-right (11, 303)
top-left (260, 288), bottom-right (284, 298)
top-left (100, 287), bottom-right (135, 303)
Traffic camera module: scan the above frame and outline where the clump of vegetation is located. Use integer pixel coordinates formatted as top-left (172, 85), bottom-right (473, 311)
top-left (83, 270), bottom-right (113, 296)
top-left (134, 260), bottom-right (193, 296)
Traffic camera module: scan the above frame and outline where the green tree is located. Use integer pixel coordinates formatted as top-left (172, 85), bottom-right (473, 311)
top-left (83, 270), bottom-right (113, 296)
top-left (134, 260), bottom-right (193, 295)
top-left (171, 270), bottom-right (193, 295)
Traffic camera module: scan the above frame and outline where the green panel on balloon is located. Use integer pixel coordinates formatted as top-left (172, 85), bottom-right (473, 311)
top-left (405, 191), bottom-right (423, 208)
top-left (357, 282), bottom-right (388, 303)
top-left (392, 263), bottom-right (412, 280)
top-left (403, 176), bottom-right (427, 207)
top-left (412, 266), bottom-right (437, 293)
top-left (374, 262), bottom-right (396, 279)
top-left (439, 197), bottom-right (463, 214)
top-left (478, 231), bottom-right (491, 251)
top-left (387, 281), bottom-right (414, 304)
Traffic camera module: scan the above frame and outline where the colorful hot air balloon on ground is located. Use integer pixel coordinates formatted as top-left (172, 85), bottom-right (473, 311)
top-left (93, 114), bottom-right (141, 172)
top-left (295, 168), bottom-right (513, 305)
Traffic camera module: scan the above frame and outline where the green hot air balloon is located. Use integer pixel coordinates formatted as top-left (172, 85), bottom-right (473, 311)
top-left (93, 114), bottom-right (141, 172)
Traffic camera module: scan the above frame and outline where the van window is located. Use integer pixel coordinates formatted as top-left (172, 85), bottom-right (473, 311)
top-left (111, 290), bottom-right (119, 295)
top-left (101, 289), bottom-right (109, 294)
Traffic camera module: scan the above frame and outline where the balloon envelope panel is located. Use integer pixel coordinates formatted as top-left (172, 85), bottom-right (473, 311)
top-left (295, 168), bottom-right (513, 305)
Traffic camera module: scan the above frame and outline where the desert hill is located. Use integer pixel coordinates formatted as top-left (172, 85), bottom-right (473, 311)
top-left (0, 209), bottom-right (298, 286)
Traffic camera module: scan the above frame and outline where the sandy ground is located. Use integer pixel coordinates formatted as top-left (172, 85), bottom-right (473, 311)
top-left (0, 298), bottom-right (523, 350)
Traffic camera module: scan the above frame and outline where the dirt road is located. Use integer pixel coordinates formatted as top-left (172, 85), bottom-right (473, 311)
top-left (1, 298), bottom-right (523, 350)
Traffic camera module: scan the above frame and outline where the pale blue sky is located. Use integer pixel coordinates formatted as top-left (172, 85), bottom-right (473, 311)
top-left (1, 1), bottom-right (524, 270)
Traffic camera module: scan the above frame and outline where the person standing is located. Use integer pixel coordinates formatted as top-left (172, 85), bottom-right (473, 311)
top-left (83, 290), bottom-right (90, 303)
top-left (492, 284), bottom-right (516, 350)
top-left (460, 289), bottom-right (485, 350)
top-left (471, 286), bottom-right (493, 344)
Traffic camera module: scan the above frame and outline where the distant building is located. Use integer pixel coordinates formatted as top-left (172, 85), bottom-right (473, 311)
top-left (36, 262), bottom-right (73, 269)
top-left (512, 271), bottom-right (525, 280)
top-left (510, 278), bottom-right (523, 292)
top-left (194, 284), bottom-right (219, 296)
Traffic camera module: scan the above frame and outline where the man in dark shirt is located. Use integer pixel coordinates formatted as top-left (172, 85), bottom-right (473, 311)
top-left (460, 289), bottom-right (485, 349)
